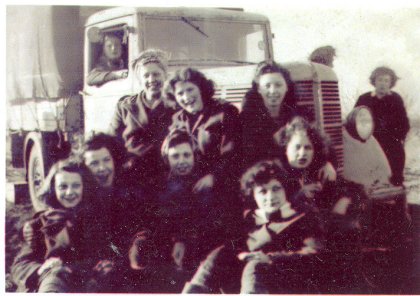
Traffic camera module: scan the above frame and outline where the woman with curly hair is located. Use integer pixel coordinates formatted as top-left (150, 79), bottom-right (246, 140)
top-left (275, 116), bottom-right (366, 292)
top-left (165, 67), bottom-right (242, 193)
top-left (182, 160), bottom-right (326, 294)
top-left (165, 68), bottom-right (243, 243)
top-left (11, 162), bottom-right (102, 292)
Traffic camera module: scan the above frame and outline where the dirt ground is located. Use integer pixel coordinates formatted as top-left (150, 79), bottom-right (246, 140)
top-left (4, 121), bottom-right (420, 292)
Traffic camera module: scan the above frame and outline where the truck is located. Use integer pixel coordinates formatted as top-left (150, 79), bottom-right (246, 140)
top-left (7, 5), bottom-right (404, 212)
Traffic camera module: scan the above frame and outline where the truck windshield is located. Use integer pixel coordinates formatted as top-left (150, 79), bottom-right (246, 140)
top-left (144, 17), bottom-right (268, 67)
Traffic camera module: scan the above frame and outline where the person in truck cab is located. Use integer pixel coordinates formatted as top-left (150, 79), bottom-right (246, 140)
top-left (109, 49), bottom-right (176, 190)
top-left (355, 66), bottom-right (410, 186)
top-left (87, 33), bottom-right (128, 87)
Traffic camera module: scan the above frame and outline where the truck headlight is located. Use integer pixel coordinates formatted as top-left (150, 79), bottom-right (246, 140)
top-left (345, 106), bottom-right (374, 142)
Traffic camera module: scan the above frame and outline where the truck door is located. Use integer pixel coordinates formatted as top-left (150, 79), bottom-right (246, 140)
top-left (83, 15), bottom-right (135, 137)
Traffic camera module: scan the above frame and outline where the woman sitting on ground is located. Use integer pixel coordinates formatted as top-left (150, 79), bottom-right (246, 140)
top-left (11, 162), bottom-right (103, 292)
top-left (183, 160), bottom-right (327, 294)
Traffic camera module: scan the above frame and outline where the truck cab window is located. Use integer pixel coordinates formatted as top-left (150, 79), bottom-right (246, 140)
top-left (87, 30), bottom-right (128, 87)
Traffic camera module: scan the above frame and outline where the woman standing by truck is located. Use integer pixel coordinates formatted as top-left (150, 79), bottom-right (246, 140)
top-left (355, 66), bottom-right (410, 186)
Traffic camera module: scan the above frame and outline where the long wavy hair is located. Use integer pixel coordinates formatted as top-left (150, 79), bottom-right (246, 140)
top-left (242, 61), bottom-right (297, 122)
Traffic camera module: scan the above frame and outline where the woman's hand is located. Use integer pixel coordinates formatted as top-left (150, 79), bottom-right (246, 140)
top-left (172, 242), bottom-right (186, 270)
top-left (318, 161), bottom-right (337, 183)
top-left (193, 174), bottom-right (215, 193)
top-left (38, 257), bottom-right (65, 276)
top-left (300, 182), bottom-right (323, 199)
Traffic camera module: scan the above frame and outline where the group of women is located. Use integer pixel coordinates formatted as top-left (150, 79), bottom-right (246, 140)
top-left (12, 49), bottom-right (370, 293)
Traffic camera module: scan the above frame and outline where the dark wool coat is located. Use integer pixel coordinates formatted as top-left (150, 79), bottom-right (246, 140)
top-left (355, 91), bottom-right (410, 184)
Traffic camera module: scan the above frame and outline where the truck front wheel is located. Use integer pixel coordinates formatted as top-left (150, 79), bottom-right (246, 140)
top-left (28, 142), bottom-right (48, 211)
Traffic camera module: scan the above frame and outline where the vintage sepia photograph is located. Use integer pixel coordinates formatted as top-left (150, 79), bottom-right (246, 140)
top-left (4, 1), bottom-right (420, 294)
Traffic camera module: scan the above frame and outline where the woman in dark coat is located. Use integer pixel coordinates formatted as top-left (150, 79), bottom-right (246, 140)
top-left (127, 130), bottom-right (223, 293)
top-left (164, 67), bottom-right (243, 240)
top-left (355, 66), bottom-right (410, 186)
top-left (11, 162), bottom-right (99, 292)
top-left (275, 117), bottom-right (365, 292)
top-left (240, 61), bottom-right (301, 167)
top-left (182, 160), bottom-right (327, 294)
top-left (82, 133), bottom-right (155, 292)
top-left (165, 67), bottom-right (242, 193)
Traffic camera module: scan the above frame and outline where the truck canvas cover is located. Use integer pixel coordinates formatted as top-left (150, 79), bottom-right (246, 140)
top-left (6, 6), bottom-right (85, 102)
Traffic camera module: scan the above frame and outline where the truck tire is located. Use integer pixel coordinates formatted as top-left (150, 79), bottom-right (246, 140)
top-left (28, 142), bottom-right (48, 211)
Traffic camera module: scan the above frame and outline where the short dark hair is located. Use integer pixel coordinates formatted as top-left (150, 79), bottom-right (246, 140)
top-left (276, 116), bottom-right (329, 172)
top-left (165, 68), bottom-right (215, 107)
top-left (39, 161), bottom-right (95, 210)
top-left (369, 66), bottom-right (399, 88)
top-left (161, 129), bottom-right (196, 164)
top-left (241, 160), bottom-right (290, 205)
top-left (83, 133), bottom-right (126, 175)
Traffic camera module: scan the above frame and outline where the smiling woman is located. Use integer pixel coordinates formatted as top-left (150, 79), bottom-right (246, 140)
top-left (165, 67), bottom-right (242, 193)
top-left (11, 162), bottom-right (96, 292)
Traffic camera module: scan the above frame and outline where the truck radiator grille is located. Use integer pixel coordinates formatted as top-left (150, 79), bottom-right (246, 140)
top-left (320, 81), bottom-right (344, 174)
top-left (214, 86), bottom-right (248, 110)
top-left (294, 80), bottom-right (316, 122)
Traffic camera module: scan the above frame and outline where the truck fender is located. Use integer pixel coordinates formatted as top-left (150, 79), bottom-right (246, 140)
top-left (343, 128), bottom-right (392, 189)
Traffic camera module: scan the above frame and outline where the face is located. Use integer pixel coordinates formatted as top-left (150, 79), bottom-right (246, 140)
top-left (286, 131), bottom-right (314, 169)
top-left (174, 81), bottom-right (204, 114)
top-left (253, 179), bottom-right (287, 215)
top-left (84, 147), bottom-right (115, 188)
top-left (374, 74), bottom-right (392, 96)
top-left (168, 143), bottom-right (194, 176)
top-left (55, 171), bottom-right (83, 208)
top-left (103, 36), bottom-right (122, 61)
top-left (137, 63), bottom-right (166, 101)
top-left (258, 73), bottom-right (288, 116)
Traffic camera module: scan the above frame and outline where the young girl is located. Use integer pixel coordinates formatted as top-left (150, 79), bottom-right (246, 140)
top-left (11, 162), bottom-right (97, 292)
top-left (183, 160), bottom-right (326, 294)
